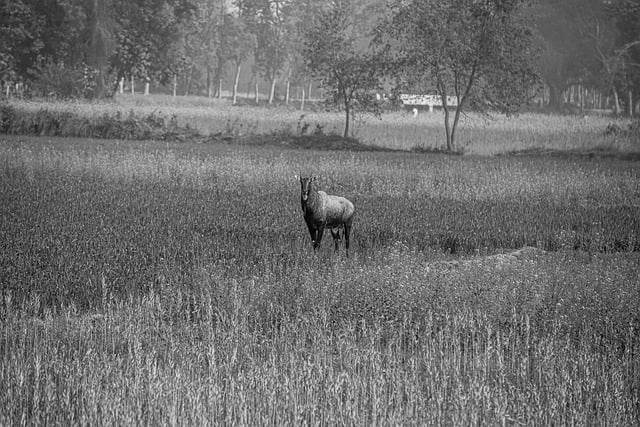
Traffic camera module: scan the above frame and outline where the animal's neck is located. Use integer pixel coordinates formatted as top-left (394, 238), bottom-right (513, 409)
top-left (302, 188), bottom-right (319, 211)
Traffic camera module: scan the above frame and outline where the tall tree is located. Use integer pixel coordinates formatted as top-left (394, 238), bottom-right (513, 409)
top-left (170, 0), bottom-right (220, 96)
top-left (0, 0), bottom-right (44, 82)
top-left (606, 0), bottom-right (640, 115)
top-left (384, 0), bottom-right (540, 152)
top-left (83, 0), bottom-right (117, 97)
top-left (529, 0), bottom-right (600, 110)
top-left (221, 11), bottom-right (256, 104)
top-left (240, 0), bottom-right (295, 104)
top-left (111, 0), bottom-right (196, 93)
top-left (303, 0), bottom-right (383, 138)
top-left (211, 0), bottom-right (229, 97)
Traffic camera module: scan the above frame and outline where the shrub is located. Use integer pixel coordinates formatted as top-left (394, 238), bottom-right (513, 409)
top-left (0, 105), bottom-right (205, 142)
top-left (29, 62), bottom-right (114, 99)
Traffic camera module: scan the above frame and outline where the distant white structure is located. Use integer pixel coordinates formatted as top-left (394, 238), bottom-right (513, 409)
top-left (400, 94), bottom-right (458, 112)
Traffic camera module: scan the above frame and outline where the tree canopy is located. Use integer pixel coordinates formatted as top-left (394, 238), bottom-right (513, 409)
top-left (302, 0), bottom-right (383, 138)
top-left (0, 0), bottom-right (638, 119)
top-left (382, 0), bottom-right (541, 151)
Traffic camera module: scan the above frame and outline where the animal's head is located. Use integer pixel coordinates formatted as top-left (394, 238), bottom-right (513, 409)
top-left (295, 175), bottom-right (316, 202)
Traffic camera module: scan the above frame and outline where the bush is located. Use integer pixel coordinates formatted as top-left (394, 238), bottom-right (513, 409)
top-left (604, 119), bottom-right (640, 138)
top-left (29, 61), bottom-right (114, 99)
top-left (0, 105), bottom-right (205, 142)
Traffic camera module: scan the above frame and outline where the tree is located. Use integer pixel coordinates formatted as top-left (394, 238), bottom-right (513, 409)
top-left (582, 7), bottom-right (627, 114)
top-left (221, 11), bottom-right (256, 104)
top-left (83, 0), bottom-right (117, 97)
top-left (211, 0), bottom-right (230, 98)
top-left (111, 0), bottom-right (196, 93)
top-left (239, 0), bottom-right (296, 104)
top-left (606, 0), bottom-right (640, 115)
top-left (1, 0), bottom-right (117, 98)
top-left (170, 0), bottom-right (221, 97)
top-left (529, 0), bottom-right (601, 110)
top-left (384, 0), bottom-right (540, 152)
top-left (0, 0), bottom-right (43, 82)
top-left (303, 0), bottom-right (383, 138)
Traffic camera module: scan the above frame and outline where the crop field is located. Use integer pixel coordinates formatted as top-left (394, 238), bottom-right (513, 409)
top-left (1, 99), bottom-right (640, 424)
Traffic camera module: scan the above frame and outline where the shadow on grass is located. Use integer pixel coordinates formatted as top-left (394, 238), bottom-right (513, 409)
top-left (242, 134), bottom-right (399, 152)
top-left (502, 147), bottom-right (640, 161)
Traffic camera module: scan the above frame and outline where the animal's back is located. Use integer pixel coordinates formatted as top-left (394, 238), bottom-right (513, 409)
top-left (320, 191), bottom-right (355, 226)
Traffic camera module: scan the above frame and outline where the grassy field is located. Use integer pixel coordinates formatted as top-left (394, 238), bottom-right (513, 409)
top-left (1, 100), bottom-right (640, 424)
top-left (4, 94), bottom-right (640, 155)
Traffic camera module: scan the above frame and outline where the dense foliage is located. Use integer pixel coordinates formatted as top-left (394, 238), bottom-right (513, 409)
top-left (2, 0), bottom-right (639, 118)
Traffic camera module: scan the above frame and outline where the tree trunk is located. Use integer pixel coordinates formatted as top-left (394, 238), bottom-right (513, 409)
top-left (628, 90), bottom-right (633, 117)
top-left (443, 105), bottom-right (453, 151)
top-left (437, 74), bottom-right (454, 151)
top-left (285, 80), bottom-right (290, 104)
top-left (612, 87), bottom-right (621, 115)
top-left (173, 74), bottom-right (177, 97)
top-left (255, 80), bottom-right (259, 104)
top-left (300, 84), bottom-right (305, 111)
top-left (285, 69), bottom-right (292, 104)
top-left (130, 76), bottom-right (134, 95)
top-left (214, 59), bottom-right (224, 99)
top-left (246, 72), bottom-right (254, 100)
top-left (451, 106), bottom-right (466, 151)
top-left (548, 83), bottom-right (564, 111)
top-left (343, 102), bottom-right (350, 138)
top-left (207, 66), bottom-right (212, 98)
top-left (308, 82), bottom-right (313, 101)
top-left (95, 70), bottom-right (109, 98)
top-left (580, 85), bottom-right (585, 109)
top-left (268, 77), bottom-right (277, 104)
top-left (232, 62), bottom-right (241, 105)
top-left (144, 80), bottom-right (149, 96)
top-left (119, 77), bottom-right (124, 94)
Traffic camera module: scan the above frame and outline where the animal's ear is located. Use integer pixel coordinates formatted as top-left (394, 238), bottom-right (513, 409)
top-left (294, 174), bottom-right (299, 181)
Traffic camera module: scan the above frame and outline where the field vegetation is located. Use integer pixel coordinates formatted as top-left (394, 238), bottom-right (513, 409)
top-left (2, 95), bottom-right (640, 155)
top-left (1, 97), bottom-right (639, 424)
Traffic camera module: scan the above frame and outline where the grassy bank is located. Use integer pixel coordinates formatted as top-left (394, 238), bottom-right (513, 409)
top-left (1, 135), bottom-right (639, 424)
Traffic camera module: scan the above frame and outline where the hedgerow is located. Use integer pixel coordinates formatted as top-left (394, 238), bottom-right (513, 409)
top-left (0, 105), bottom-right (205, 142)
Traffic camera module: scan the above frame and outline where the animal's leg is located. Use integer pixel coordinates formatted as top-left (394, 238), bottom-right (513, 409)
top-left (344, 223), bottom-right (352, 257)
top-left (331, 228), bottom-right (341, 252)
top-left (314, 227), bottom-right (325, 250)
top-left (306, 223), bottom-right (317, 247)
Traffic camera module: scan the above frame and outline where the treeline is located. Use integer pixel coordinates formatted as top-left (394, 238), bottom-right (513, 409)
top-left (1, 0), bottom-right (639, 115)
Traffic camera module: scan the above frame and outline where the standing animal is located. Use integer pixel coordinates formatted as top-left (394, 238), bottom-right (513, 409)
top-left (295, 175), bottom-right (355, 256)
